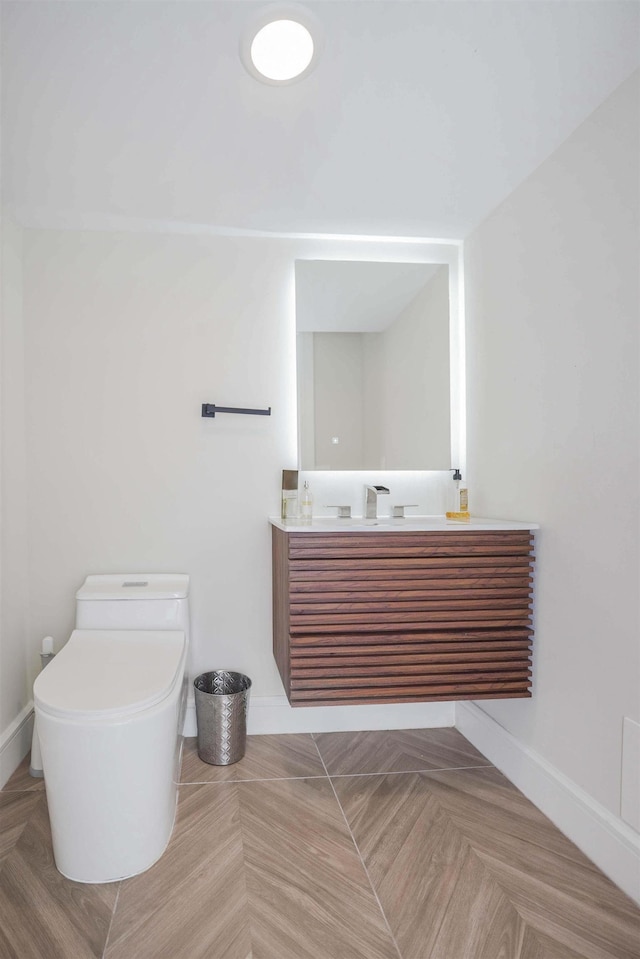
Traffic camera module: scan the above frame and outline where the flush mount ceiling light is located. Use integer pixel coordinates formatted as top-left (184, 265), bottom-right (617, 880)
top-left (241, 5), bottom-right (322, 84)
top-left (252, 19), bottom-right (313, 81)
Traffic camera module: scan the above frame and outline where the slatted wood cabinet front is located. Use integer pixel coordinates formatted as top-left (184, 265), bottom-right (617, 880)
top-left (272, 526), bottom-right (535, 706)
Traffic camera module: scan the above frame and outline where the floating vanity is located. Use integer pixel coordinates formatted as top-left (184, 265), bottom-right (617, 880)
top-left (271, 517), bottom-right (538, 707)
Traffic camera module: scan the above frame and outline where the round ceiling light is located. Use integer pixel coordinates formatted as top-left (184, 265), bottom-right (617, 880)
top-left (241, 6), bottom-right (321, 84)
top-left (251, 20), bottom-right (313, 81)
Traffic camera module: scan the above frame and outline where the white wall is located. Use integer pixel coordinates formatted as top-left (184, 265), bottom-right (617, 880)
top-left (465, 73), bottom-right (639, 820)
top-left (382, 265), bottom-right (451, 469)
top-left (362, 332), bottom-right (385, 467)
top-left (3, 230), bottom-right (457, 751)
top-left (21, 230), bottom-right (294, 699)
top-left (312, 332), bottom-right (365, 469)
top-left (0, 216), bottom-right (35, 783)
top-left (1, 218), bottom-right (29, 720)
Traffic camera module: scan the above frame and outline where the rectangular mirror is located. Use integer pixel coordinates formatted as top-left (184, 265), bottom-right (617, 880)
top-left (296, 259), bottom-right (452, 470)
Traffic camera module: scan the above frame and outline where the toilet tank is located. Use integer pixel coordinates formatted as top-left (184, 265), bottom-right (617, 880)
top-left (75, 574), bottom-right (190, 640)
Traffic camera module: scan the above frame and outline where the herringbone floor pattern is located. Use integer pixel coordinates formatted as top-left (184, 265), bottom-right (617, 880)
top-left (0, 729), bottom-right (638, 958)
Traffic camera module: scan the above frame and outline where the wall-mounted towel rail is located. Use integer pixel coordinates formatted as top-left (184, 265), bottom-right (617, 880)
top-left (201, 403), bottom-right (271, 418)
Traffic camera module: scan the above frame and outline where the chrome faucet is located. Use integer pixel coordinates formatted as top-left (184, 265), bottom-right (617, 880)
top-left (365, 485), bottom-right (390, 519)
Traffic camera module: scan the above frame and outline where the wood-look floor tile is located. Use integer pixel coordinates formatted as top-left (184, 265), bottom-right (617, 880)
top-left (518, 927), bottom-right (595, 959)
top-left (0, 795), bottom-right (118, 959)
top-left (181, 733), bottom-right (326, 783)
top-left (108, 777), bottom-right (397, 959)
top-left (422, 764), bottom-right (600, 871)
top-left (334, 768), bottom-right (640, 959)
top-left (422, 767), bottom-right (640, 959)
top-left (314, 726), bottom-right (491, 776)
top-left (1, 755), bottom-right (45, 792)
top-left (333, 772), bottom-right (468, 958)
top-left (237, 777), bottom-right (398, 959)
top-left (427, 843), bottom-right (526, 959)
top-left (2, 732), bottom-right (638, 959)
top-left (0, 791), bottom-right (41, 866)
top-left (106, 783), bottom-right (251, 959)
top-left (476, 852), bottom-right (640, 959)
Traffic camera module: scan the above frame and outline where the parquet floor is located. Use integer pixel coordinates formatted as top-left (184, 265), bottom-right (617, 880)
top-left (0, 728), bottom-right (638, 958)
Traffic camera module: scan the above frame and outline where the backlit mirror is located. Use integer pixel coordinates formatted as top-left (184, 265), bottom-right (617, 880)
top-left (296, 259), bottom-right (452, 470)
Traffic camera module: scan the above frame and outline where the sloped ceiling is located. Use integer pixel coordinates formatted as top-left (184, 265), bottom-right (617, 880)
top-left (2, 0), bottom-right (638, 238)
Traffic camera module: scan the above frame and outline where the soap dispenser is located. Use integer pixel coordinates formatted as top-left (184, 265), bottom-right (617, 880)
top-left (446, 469), bottom-right (470, 521)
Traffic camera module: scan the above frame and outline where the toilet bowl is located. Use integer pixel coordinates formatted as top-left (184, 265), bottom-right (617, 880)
top-left (33, 574), bottom-right (190, 883)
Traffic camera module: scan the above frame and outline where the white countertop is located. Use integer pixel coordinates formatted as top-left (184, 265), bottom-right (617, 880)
top-left (269, 516), bottom-right (538, 533)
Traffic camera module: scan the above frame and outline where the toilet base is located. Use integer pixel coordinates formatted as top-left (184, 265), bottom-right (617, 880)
top-left (37, 673), bottom-right (186, 884)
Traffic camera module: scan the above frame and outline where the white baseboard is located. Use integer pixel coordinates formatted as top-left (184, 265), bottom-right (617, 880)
top-left (183, 694), bottom-right (455, 737)
top-left (0, 702), bottom-right (34, 789)
top-left (455, 702), bottom-right (640, 905)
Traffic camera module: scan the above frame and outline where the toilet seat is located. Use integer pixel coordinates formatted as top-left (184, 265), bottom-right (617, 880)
top-left (34, 629), bottom-right (186, 721)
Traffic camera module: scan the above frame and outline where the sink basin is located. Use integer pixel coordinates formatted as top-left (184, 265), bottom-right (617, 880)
top-left (339, 517), bottom-right (449, 531)
top-left (278, 516), bottom-right (437, 531)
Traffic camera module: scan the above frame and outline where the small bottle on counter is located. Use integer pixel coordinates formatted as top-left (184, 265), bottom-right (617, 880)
top-left (446, 468), bottom-right (470, 521)
top-left (300, 480), bottom-right (313, 525)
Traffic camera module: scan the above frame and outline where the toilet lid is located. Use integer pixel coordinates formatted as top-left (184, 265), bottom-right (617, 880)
top-left (34, 629), bottom-right (186, 720)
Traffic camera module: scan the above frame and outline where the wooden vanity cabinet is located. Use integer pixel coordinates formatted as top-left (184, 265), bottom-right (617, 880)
top-left (272, 526), bottom-right (535, 706)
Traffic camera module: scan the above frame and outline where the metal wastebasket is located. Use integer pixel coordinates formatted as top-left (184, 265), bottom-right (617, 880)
top-left (194, 671), bottom-right (252, 765)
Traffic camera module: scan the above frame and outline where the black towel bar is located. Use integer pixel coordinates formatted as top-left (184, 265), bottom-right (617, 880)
top-left (201, 403), bottom-right (271, 418)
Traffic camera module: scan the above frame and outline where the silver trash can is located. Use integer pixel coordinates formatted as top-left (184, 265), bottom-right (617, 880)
top-left (194, 671), bottom-right (252, 765)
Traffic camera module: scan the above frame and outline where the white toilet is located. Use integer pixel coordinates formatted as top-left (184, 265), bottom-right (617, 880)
top-left (33, 573), bottom-right (190, 883)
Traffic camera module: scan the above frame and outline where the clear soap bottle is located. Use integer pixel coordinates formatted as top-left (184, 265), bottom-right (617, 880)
top-left (300, 481), bottom-right (313, 526)
top-left (446, 469), bottom-right (470, 520)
